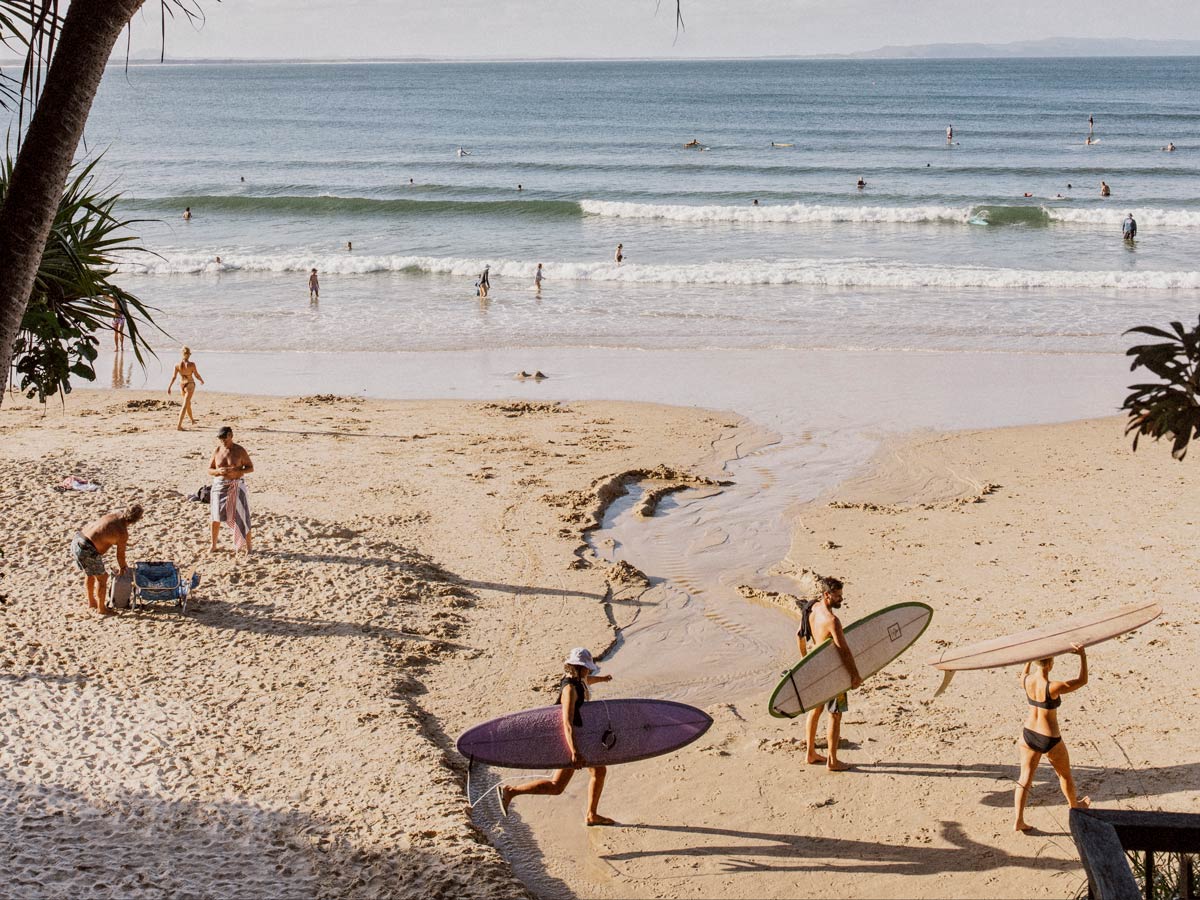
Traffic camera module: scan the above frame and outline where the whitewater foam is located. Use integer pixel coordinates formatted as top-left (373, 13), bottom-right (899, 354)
top-left (118, 253), bottom-right (1200, 290)
top-left (581, 199), bottom-right (1200, 229)
top-left (580, 199), bottom-right (971, 225)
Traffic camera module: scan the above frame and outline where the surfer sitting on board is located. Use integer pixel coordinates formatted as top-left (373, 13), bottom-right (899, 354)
top-left (499, 648), bottom-right (617, 826)
top-left (1013, 645), bottom-right (1090, 832)
top-left (797, 576), bottom-right (862, 772)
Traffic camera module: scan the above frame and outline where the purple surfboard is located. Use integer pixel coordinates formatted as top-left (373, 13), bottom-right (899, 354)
top-left (456, 699), bottom-right (713, 769)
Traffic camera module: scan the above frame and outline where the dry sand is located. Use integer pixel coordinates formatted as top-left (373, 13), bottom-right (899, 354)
top-left (2, 391), bottom-right (1196, 900)
top-left (0, 389), bottom-right (736, 898)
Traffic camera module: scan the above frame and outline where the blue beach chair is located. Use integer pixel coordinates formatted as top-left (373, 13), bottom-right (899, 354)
top-left (131, 561), bottom-right (200, 614)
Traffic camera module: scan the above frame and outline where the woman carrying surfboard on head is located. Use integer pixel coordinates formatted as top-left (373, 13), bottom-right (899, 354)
top-left (499, 648), bottom-right (617, 826)
top-left (1014, 644), bottom-right (1090, 832)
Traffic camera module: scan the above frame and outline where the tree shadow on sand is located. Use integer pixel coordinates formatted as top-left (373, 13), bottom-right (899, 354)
top-left (254, 548), bottom-right (603, 602)
top-left (602, 820), bottom-right (1077, 877)
top-left (0, 774), bottom-right (515, 898)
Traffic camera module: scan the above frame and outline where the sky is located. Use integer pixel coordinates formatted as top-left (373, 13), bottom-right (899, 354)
top-left (128, 0), bottom-right (1200, 61)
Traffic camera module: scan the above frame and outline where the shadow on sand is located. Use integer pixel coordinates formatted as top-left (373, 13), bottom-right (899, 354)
top-left (602, 820), bottom-right (1077, 877)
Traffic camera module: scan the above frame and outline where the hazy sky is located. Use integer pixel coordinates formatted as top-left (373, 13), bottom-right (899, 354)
top-left (133, 0), bottom-right (1200, 60)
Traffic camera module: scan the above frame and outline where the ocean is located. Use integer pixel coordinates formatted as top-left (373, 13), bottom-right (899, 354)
top-left (80, 56), bottom-right (1199, 356)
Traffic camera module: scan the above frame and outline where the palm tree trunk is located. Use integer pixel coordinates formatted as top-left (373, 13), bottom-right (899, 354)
top-left (0, 0), bottom-right (145, 400)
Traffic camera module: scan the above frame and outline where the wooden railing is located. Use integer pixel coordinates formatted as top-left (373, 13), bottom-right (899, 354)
top-left (1070, 808), bottom-right (1200, 900)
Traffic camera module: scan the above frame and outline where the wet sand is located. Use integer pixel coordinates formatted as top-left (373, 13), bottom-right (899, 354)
top-left (484, 416), bottom-right (1198, 899)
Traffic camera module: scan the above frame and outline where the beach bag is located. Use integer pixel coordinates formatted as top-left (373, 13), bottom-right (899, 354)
top-left (188, 485), bottom-right (211, 503)
top-left (109, 570), bottom-right (133, 610)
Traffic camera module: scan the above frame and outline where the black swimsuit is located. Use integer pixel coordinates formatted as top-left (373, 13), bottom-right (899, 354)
top-left (1022, 678), bottom-right (1062, 753)
top-left (555, 676), bottom-right (587, 726)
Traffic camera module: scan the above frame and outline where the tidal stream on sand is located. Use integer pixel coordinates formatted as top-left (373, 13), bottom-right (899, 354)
top-left (105, 344), bottom-right (1129, 706)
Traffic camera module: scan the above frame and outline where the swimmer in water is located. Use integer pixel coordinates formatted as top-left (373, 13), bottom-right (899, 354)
top-left (615, 243), bottom-right (624, 265)
top-left (946, 124), bottom-right (953, 142)
top-left (1164, 142), bottom-right (1176, 152)
top-left (856, 177), bottom-right (866, 189)
top-left (1101, 181), bottom-right (1111, 197)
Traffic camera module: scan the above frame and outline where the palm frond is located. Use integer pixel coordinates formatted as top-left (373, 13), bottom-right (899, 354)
top-left (2, 152), bottom-right (164, 401)
top-left (1121, 316), bottom-right (1200, 460)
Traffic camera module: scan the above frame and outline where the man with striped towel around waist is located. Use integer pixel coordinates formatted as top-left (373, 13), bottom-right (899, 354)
top-left (208, 425), bottom-right (254, 553)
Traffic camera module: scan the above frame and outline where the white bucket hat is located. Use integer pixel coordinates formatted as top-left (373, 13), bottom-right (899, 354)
top-left (564, 647), bottom-right (599, 674)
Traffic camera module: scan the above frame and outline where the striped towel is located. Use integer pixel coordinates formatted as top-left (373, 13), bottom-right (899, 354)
top-left (211, 477), bottom-right (250, 550)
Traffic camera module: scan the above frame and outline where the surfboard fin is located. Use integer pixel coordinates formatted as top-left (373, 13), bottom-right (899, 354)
top-left (933, 669), bottom-right (955, 698)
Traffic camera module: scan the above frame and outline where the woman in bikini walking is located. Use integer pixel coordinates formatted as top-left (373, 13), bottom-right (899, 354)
top-left (1013, 643), bottom-right (1090, 832)
top-left (167, 346), bottom-right (205, 431)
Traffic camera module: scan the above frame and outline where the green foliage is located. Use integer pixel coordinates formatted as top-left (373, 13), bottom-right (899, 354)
top-left (1, 154), bottom-right (160, 402)
top-left (1127, 851), bottom-right (1198, 900)
top-left (1122, 317), bottom-right (1200, 460)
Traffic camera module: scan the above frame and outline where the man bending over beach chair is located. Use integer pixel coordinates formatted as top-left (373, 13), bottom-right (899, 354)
top-left (798, 576), bottom-right (863, 771)
top-left (72, 505), bottom-right (142, 615)
top-left (209, 426), bottom-right (254, 553)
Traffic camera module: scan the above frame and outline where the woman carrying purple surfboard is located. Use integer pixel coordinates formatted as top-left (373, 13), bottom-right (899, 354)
top-left (500, 648), bottom-right (617, 826)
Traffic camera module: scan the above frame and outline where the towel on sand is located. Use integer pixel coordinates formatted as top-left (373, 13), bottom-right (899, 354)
top-left (211, 477), bottom-right (250, 550)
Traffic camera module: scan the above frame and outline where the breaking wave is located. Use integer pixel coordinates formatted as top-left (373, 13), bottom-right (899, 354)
top-left (119, 252), bottom-right (1200, 290)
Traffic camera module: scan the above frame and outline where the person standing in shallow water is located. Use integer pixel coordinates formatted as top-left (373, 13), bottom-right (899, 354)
top-left (798, 576), bottom-right (862, 772)
top-left (500, 648), bottom-right (617, 826)
top-left (614, 243), bottom-right (623, 265)
top-left (308, 268), bottom-right (320, 302)
top-left (1013, 646), bottom-right (1090, 832)
top-left (112, 299), bottom-right (125, 352)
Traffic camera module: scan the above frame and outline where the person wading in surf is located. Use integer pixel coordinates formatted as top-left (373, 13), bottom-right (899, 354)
top-left (499, 648), bottom-right (616, 825)
top-left (1013, 645), bottom-right (1090, 832)
top-left (798, 576), bottom-right (862, 771)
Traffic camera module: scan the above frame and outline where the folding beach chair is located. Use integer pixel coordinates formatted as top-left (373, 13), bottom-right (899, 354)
top-left (131, 561), bottom-right (200, 614)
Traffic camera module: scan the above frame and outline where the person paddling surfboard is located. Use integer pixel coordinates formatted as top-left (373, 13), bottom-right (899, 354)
top-left (797, 576), bottom-right (862, 771)
top-left (499, 648), bottom-right (617, 826)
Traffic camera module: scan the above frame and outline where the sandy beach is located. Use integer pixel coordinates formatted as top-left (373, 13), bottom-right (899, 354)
top-left (2, 384), bottom-right (1196, 899)
top-left (498, 415), bottom-right (1199, 900)
top-left (0, 389), bottom-right (736, 898)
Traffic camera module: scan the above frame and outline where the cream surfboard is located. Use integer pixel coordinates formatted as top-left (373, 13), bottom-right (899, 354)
top-left (927, 600), bottom-right (1161, 695)
top-left (769, 602), bottom-right (933, 718)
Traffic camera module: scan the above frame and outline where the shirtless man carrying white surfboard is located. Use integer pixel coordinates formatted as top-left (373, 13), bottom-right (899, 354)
top-left (797, 576), bottom-right (863, 771)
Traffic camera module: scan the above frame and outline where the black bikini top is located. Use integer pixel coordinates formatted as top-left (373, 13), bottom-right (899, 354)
top-left (556, 676), bottom-right (588, 726)
top-left (1025, 677), bottom-right (1061, 710)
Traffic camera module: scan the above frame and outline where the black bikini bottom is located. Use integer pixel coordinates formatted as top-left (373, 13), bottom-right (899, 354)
top-left (1023, 728), bottom-right (1062, 754)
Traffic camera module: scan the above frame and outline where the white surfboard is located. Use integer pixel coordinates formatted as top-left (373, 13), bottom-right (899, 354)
top-left (929, 601), bottom-right (1161, 672)
top-left (926, 601), bottom-right (1160, 695)
top-left (769, 602), bottom-right (933, 718)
